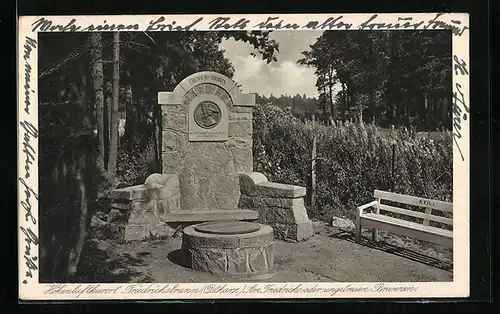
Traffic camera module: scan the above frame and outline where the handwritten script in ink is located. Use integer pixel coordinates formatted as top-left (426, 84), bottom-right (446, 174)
top-left (20, 226), bottom-right (39, 283)
top-left (41, 283), bottom-right (419, 298)
top-left (28, 14), bottom-right (469, 36)
top-left (358, 13), bottom-right (469, 36)
top-left (452, 55), bottom-right (470, 161)
top-left (22, 37), bottom-right (37, 115)
top-left (19, 117), bottom-right (39, 284)
top-left (20, 36), bottom-right (39, 284)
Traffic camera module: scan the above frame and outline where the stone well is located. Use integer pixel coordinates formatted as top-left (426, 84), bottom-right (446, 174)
top-left (181, 221), bottom-right (274, 275)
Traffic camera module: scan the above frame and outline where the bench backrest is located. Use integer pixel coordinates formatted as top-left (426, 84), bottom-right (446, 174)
top-left (373, 190), bottom-right (453, 227)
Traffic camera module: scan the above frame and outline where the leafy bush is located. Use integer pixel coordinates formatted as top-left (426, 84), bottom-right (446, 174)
top-left (253, 103), bottom-right (453, 221)
top-left (116, 135), bottom-right (157, 185)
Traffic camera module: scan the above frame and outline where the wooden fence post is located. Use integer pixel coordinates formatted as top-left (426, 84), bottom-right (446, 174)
top-left (311, 134), bottom-right (317, 210)
top-left (391, 143), bottom-right (396, 192)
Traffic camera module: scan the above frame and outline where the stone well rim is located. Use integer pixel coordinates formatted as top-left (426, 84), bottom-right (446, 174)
top-left (194, 220), bottom-right (261, 235)
top-left (182, 223), bottom-right (274, 249)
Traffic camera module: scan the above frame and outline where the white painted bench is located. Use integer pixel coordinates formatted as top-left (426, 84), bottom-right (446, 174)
top-left (355, 190), bottom-right (453, 248)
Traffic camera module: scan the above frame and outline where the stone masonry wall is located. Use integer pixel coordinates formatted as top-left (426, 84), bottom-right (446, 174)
top-left (162, 86), bottom-right (253, 212)
top-left (109, 174), bottom-right (181, 241)
top-left (237, 173), bottom-right (313, 242)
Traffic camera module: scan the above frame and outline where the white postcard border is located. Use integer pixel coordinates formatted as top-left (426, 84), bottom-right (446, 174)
top-left (18, 13), bottom-right (470, 300)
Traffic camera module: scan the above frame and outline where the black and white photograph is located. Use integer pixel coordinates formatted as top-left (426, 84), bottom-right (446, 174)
top-left (18, 13), bottom-right (470, 299)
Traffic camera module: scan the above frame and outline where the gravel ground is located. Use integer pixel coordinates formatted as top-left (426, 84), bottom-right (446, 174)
top-left (76, 221), bottom-right (453, 283)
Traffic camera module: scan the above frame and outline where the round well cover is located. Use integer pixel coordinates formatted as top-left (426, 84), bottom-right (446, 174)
top-left (194, 220), bottom-right (261, 235)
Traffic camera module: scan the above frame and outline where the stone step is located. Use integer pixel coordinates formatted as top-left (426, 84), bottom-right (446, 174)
top-left (164, 209), bottom-right (258, 223)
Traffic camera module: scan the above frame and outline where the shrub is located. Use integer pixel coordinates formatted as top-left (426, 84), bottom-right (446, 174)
top-left (253, 103), bottom-right (453, 221)
top-left (116, 135), bottom-right (157, 185)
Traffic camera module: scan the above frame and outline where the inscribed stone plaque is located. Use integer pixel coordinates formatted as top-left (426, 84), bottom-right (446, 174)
top-left (186, 83), bottom-right (231, 142)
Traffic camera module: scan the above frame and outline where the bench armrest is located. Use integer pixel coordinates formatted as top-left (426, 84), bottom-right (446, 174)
top-left (357, 200), bottom-right (378, 215)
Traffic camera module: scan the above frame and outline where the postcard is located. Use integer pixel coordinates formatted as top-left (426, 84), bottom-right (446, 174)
top-left (18, 13), bottom-right (469, 300)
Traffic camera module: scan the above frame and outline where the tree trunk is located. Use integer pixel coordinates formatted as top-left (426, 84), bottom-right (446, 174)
top-left (124, 81), bottom-right (134, 148)
top-left (89, 33), bottom-right (105, 172)
top-left (104, 82), bottom-right (112, 167)
top-left (341, 82), bottom-right (347, 120)
top-left (66, 69), bottom-right (91, 281)
top-left (67, 153), bottom-right (87, 279)
top-left (328, 69), bottom-right (334, 120)
top-left (107, 32), bottom-right (120, 183)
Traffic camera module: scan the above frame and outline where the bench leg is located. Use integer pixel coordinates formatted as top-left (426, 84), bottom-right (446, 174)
top-left (355, 211), bottom-right (361, 243)
top-left (355, 225), bottom-right (361, 243)
top-left (372, 229), bottom-right (379, 242)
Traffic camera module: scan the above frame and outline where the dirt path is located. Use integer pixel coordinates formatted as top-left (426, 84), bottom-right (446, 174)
top-left (77, 221), bottom-right (452, 283)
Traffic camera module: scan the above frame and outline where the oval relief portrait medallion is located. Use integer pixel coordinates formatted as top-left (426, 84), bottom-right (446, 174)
top-left (193, 101), bottom-right (222, 129)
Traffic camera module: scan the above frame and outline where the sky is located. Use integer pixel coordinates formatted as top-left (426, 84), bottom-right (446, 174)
top-left (220, 31), bottom-right (323, 98)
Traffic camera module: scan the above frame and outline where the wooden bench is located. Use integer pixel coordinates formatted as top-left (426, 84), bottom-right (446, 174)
top-left (355, 190), bottom-right (453, 248)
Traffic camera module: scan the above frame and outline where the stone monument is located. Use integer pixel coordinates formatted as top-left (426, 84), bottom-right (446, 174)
top-left (109, 71), bottom-right (313, 243)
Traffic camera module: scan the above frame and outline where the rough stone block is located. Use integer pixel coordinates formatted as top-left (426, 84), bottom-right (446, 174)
top-left (287, 221), bottom-right (314, 241)
top-left (182, 90), bottom-right (197, 105)
top-left (230, 146), bottom-right (253, 172)
top-left (214, 194), bottom-right (240, 211)
top-left (264, 243), bottom-right (274, 269)
top-left (203, 144), bottom-right (233, 165)
top-left (162, 131), bottom-right (178, 152)
top-left (229, 120), bottom-right (252, 138)
top-left (111, 201), bottom-right (131, 211)
top-left (231, 106), bottom-right (253, 113)
top-left (255, 181), bottom-right (306, 198)
top-left (229, 111), bottom-right (252, 121)
top-left (144, 173), bottom-right (170, 188)
top-left (162, 109), bottom-right (187, 131)
top-left (162, 152), bottom-right (183, 173)
top-left (239, 232), bottom-right (274, 248)
top-left (226, 250), bottom-right (247, 274)
top-left (161, 175), bottom-right (180, 198)
top-left (183, 195), bottom-right (207, 211)
top-left (198, 177), bottom-right (210, 194)
top-left (238, 195), bottom-right (254, 209)
top-left (108, 209), bottom-right (124, 223)
top-left (191, 248), bottom-right (227, 275)
top-left (260, 207), bottom-right (296, 224)
top-left (289, 198), bottom-right (311, 223)
top-left (158, 91), bottom-right (182, 105)
top-left (237, 172), bottom-right (269, 196)
top-left (110, 186), bottom-right (146, 201)
top-left (259, 197), bottom-right (282, 207)
top-left (232, 93), bottom-right (255, 107)
top-left (156, 199), bottom-right (168, 216)
top-left (184, 234), bottom-right (240, 249)
top-left (209, 175), bottom-right (240, 197)
top-left (202, 193), bottom-right (218, 210)
top-left (131, 200), bottom-right (150, 212)
top-left (331, 217), bottom-right (356, 231)
top-left (248, 248), bottom-right (268, 272)
top-left (272, 223), bottom-right (289, 240)
top-left (178, 168), bottom-right (199, 196)
top-left (128, 211), bottom-right (161, 226)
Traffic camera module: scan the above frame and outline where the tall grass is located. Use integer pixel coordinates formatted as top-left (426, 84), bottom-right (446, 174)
top-left (253, 104), bottom-right (453, 221)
